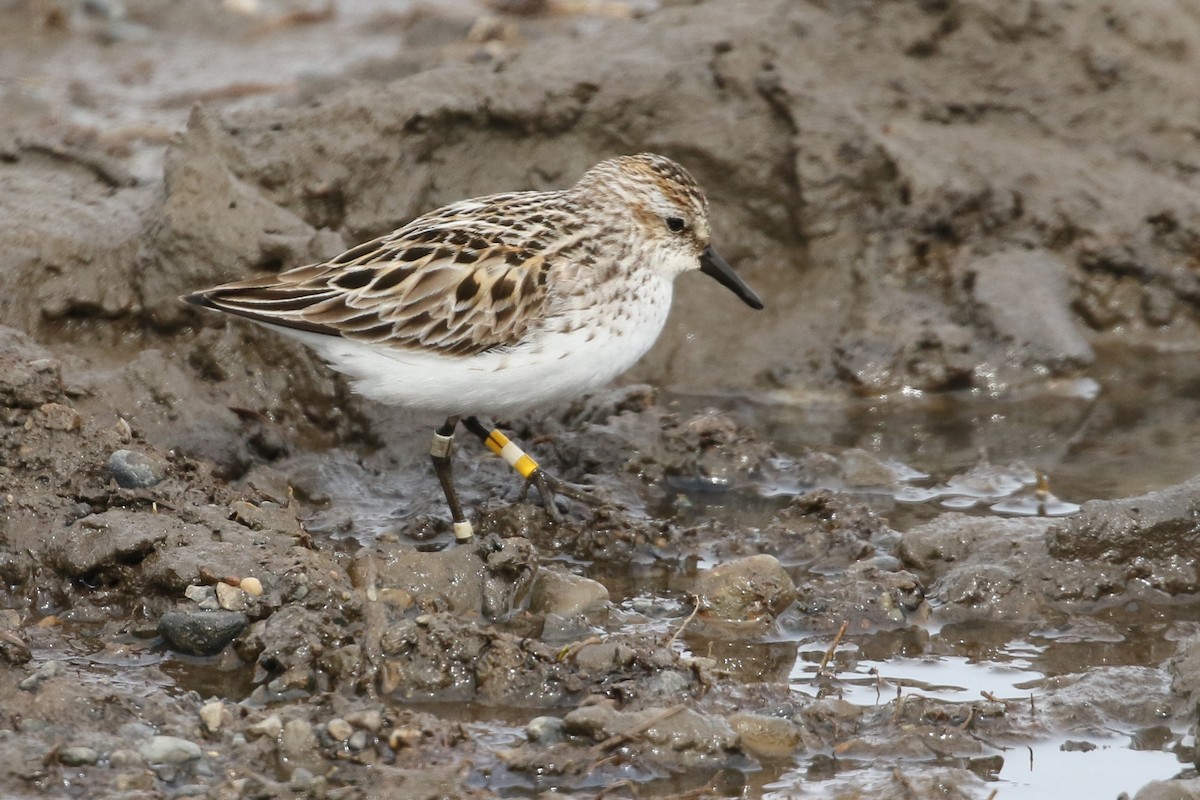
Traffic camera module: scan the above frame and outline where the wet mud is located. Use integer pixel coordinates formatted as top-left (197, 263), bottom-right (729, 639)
top-left (4, 1), bottom-right (1200, 798)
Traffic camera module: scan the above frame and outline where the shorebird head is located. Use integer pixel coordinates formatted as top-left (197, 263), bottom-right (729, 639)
top-left (574, 153), bottom-right (763, 310)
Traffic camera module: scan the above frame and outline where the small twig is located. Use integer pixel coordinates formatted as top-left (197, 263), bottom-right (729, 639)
top-left (675, 770), bottom-right (728, 799)
top-left (667, 596), bottom-right (700, 648)
top-left (558, 634), bottom-right (603, 662)
top-left (952, 705), bottom-right (974, 732)
top-left (815, 620), bottom-right (849, 679)
top-left (593, 778), bottom-right (635, 799)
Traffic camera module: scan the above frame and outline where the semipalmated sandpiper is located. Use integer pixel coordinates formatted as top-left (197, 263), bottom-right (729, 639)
top-left (185, 153), bottom-right (762, 541)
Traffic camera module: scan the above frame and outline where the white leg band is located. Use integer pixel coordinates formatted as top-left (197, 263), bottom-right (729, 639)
top-left (498, 441), bottom-right (524, 468)
top-left (453, 521), bottom-right (474, 542)
top-left (430, 432), bottom-right (454, 458)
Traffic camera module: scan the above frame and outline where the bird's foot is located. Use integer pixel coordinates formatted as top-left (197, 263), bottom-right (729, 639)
top-left (521, 469), bottom-right (608, 523)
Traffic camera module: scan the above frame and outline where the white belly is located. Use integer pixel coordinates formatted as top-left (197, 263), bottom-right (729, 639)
top-left (271, 277), bottom-right (674, 418)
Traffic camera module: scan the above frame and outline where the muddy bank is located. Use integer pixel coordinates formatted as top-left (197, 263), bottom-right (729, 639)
top-left (3, 0), bottom-right (1200, 798)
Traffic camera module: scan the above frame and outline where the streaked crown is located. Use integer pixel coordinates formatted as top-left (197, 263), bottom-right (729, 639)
top-left (571, 153), bottom-right (712, 249)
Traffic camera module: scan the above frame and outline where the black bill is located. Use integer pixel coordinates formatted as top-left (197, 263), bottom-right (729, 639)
top-left (699, 246), bottom-right (763, 310)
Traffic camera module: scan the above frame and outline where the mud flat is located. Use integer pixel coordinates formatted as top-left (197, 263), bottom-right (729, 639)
top-left (3, 1), bottom-right (1200, 798)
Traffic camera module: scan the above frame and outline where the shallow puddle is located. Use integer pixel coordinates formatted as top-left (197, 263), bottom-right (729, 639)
top-left (710, 344), bottom-right (1200, 524)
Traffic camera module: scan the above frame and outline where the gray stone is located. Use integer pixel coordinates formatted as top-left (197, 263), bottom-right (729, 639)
top-left (526, 716), bottom-right (566, 745)
top-left (246, 715), bottom-right (282, 740)
top-left (326, 718), bottom-right (352, 743)
top-left (1133, 778), bottom-right (1200, 800)
top-left (278, 718), bottom-right (325, 777)
top-left (158, 610), bottom-right (247, 656)
top-left (138, 735), bottom-right (201, 765)
top-left (59, 746), bottom-right (100, 766)
top-left (107, 449), bottom-right (166, 489)
top-left (19, 659), bottom-right (63, 691)
top-left (344, 709), bottom-right (382, 733)
top-left (280, 719), bottom-right (319, 762)
top-left (529, 567), bottom-right (610, 617)
top-left (215, 582), bottom-right (247, 612)
top-left (642, 670), bottom-right (690, 700)
top-left (728, 712), bottom-right (803, 758)
top-left (696, 555), bottom-right (796, 622)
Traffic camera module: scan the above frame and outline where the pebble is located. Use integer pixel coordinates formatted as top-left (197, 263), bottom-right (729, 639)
top-left (642, 669), bottom-right (690, 699)
top-left (158, 611), bottom-right (247, 656)
top-left (58, 746), bottom-right (100, 766)
top-left (345, 709), bottom-right (383, 733)
top-left (378, 587), bottom-right (412, 610)
top-left (288, 768), bottom-right (315, 792)
top-left (19, 659), bottom-right (63, 691)
top-left (183, 585), bottom-right (212, 603)
top-left (388, 727), bottom-right (421, 749)
top-left (529, 568), bottom-right (610, 617)
top-left (696, 554), bottom-right (797, 622)
top-left (247, 715), bottom-right (282, 740)
top-left (107, 449), bottom-right (166, 489)
top-left (348, 730), bottom-right (368, 751)
top-left (326, 718), bottom-right (352, 742)
top-left (138, 735), bottom-right (201, 765)
top-left (728, 711), bottom-right (802, 758)
top-left (215, 582), bottom-right (247, 612)
top-left (525, 716), bottom-right (566, 745)
top-left (240, 576), bottom-right (264, 596)
top-left (280, 719), bottom-right (320, 765)
top-left (36, 402), bottom-right (82, 431)
top-left (199, 700), bottom-right (225, 735)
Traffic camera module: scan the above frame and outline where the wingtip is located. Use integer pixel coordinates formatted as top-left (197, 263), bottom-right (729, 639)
top-left (181, 290), bottom-right (219, 310)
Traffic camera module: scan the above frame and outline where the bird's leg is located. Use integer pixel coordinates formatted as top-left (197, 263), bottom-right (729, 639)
top-left (429, 416), bottom-right (474, 542)
top-left (462, 416), bottom-right (602, 521)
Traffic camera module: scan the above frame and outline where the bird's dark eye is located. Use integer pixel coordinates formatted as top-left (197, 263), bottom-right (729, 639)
top-left (665, 217), bottom-right (687, 233)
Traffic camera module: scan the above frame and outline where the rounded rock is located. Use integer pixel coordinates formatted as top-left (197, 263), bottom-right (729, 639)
top-left (107, 450), bottom-right (166, 489)
top-left (696, 554), bottom-right (797, 622)
top-left (158, 611), bottom-right (247, 656)
top-left (326, 718), bottom-right (352, 743)
top-left (280, 719), bottom-right (319, 761)
top-left (728, 712), bottom-right (803, 758)
top-left (240, 577), bottom-right (264, 596)
top-left (215, 582), bottom-right (247, 612)
top-left (525, 716), bottom-right (566, 745)
top-left (138, 735), bottom-right (201, 765)
top-left (345, 710), bottom-right (383, 733)
top-left (247, 715), bottom-right (283, 740)
top-left (529, 567), bottom-right (610, 617)
top-left (59, 746), bottom-right (100, 766)
top-left (199, 700), bottom-right (225, 735)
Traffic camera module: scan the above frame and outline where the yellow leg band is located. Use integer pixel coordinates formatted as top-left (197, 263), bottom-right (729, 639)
top-left (484, 431), bottom-right (539, 479)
